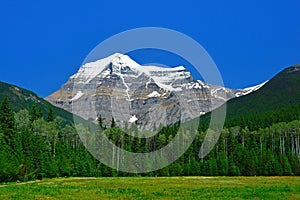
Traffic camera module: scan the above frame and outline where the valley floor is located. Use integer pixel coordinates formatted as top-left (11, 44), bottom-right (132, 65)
top-left (0, 176), bottom-right (299, 199)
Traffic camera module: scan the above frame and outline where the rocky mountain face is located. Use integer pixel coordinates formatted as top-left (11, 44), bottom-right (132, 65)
top-left (46, 53), bottom-right (265, 130)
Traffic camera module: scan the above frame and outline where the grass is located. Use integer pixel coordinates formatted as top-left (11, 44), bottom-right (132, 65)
top-left (0, 176), bottom-right (299, 199)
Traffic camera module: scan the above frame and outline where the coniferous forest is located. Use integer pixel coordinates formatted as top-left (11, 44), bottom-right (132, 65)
top-left (1, 96), bottom-right (299, 182)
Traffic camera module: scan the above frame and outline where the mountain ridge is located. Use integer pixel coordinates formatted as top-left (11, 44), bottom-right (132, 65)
top-left (196, 63), bottom-right (300, 132)
top-left (0, 81), bottom-right (81, 125)
top-left (46, 53), bottom-right (265, 130)
top-left (226, 64), bottom-right (300, 118)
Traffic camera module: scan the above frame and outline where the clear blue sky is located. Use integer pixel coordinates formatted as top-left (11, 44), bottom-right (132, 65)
top-left (1, 0), bottom-right (299, 97)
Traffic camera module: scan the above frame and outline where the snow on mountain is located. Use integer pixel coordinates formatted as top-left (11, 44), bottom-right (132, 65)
top-left (70, 53), bottom-right (190, 92)
top-left (70, 53), bottom-right (122, 83)
top-left (235, 81), bottom-right (268, 97)
top-left (211, 87), bottom-right (231, 101)
top-left (47, 53), bottom-right (267, 130)
top-left (70, 91), bottom-right (84, 101)
top-left (147, 91), bottom-right (161, 98)
top-left (111, 54), bottom-right (140, 75)
top-left (138, 65), bottom-right (190, 92)
top-left (129, 115), bottom-right (138, 123)
top-left (112, 54), bottom-right (140, 69)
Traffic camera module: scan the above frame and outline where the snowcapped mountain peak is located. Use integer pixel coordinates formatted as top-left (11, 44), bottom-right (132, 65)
top-left (110, 54), bottom-right (140, 75)
top-left (70, 53), bottom-right (123, 83)
top-left (69, 53), bottom-right (269, 96)
top-left (48, 53), bottom-right (269, 130)
top-left (70, 53), bottom-right (193, 90)
top-left (112, 54), bottom-right (140, 69)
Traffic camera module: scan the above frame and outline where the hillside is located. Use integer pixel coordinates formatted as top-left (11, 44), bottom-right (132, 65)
top-left (199, 64), bottom-right (300, 131)
top-left (1, 66), bottom-right (300, 182)
top-left (226, 64), bottom-right (300, 118)
top-left (0, 81), bottom-right (75, 125)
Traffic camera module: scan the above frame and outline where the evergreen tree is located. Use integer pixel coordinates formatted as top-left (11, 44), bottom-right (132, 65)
top-left (1, 100), bottom-right (300, 182)
top-left (0, 133), bottom-right (19, 182)
top-left (111, 117), bottom-right (116, 128)
top-left (0, 97), bottom-right (16, 148)
top-left (47, 107), bottom-right (54, 122)
top-left (217, 152), bottom-right (228, 175)
top-left (98, 115), bottom-right (104, 129)
top-left (29, 103), bottom-right (38, 122)
top-left (36, 106), bottom-right (44, 119)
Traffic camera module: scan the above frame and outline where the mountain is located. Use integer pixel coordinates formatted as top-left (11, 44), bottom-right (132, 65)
top-left (225, 64), bottom-right (300, 118)
top-left (46, 53), bottom-right (259, 130)
top-left (0, 81), bottom-right (76, 125)
top-left (196, 64), bottom-right (300, 131)
top-left (234, 81), bottom-right (268, 97)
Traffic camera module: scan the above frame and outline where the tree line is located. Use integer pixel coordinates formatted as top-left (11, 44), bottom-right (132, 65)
top-left (0, 97), bottom-right (299, 182)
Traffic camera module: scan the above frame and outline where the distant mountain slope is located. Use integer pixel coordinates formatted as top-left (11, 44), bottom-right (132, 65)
top-left (226, 64), bottom-right (300, 118)
top-left (198, 64), bottom-right (300, 131)
top-left (0, 81), bottom-right (75, 125)
top-left (46, 53), bottom-right (258, 130)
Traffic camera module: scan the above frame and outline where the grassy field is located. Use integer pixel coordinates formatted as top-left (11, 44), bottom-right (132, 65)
top-left (0, 176), bottom-right (299, 199)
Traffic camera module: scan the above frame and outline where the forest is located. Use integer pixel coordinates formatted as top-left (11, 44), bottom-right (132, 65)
top-left (0, 97), bottom-right (300, 182)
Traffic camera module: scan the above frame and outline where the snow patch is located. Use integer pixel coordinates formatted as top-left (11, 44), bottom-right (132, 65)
top-left (200, 111), bottom-right (206, 115)
top-left (147, 91), bottom-right (161, 98)
top-left (138, 65), bottom-right (190, 92)
top-left (209, 87), bottom-right (233, 101)
top-left (70, 91), bottom-right (84, 101)
top-left (191, 81), bottom-right (205, 89)
top-left (119, 74), bottom-right (131, 101)
top-left (140, 65), bottom-right (185, 72)
top-left (129, 115), bottom-right (138, 123)
top-left (235, 81), bottom-right (268, 97)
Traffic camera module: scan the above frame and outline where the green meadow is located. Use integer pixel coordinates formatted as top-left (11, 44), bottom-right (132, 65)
top-left (0, 176), bottom-right (299, 199)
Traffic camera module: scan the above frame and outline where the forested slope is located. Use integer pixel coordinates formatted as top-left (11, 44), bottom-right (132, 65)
top-left (0, 81), bottom-right (75, 125)
top-left (1, 65), bottom-right (299, 182)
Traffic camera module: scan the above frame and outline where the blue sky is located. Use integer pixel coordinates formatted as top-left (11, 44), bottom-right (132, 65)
top-left (1, 0), bottom-right (299, 97)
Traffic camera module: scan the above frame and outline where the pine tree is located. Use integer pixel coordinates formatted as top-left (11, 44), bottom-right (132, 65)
top-left (0, 132), bottom-right (19, 182)
top-left (47, 107), bottom-right (54, 122)
top-left (98, 115), bottom-right (104, 129)
top-left (36, 106), bottom-right (44, 119)
top-left (0, 97), bottom-right (16, 148)
top-left (111, 117), bottom-right (116, 128)
top-left (29, 103), bottom-right (38, 122)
